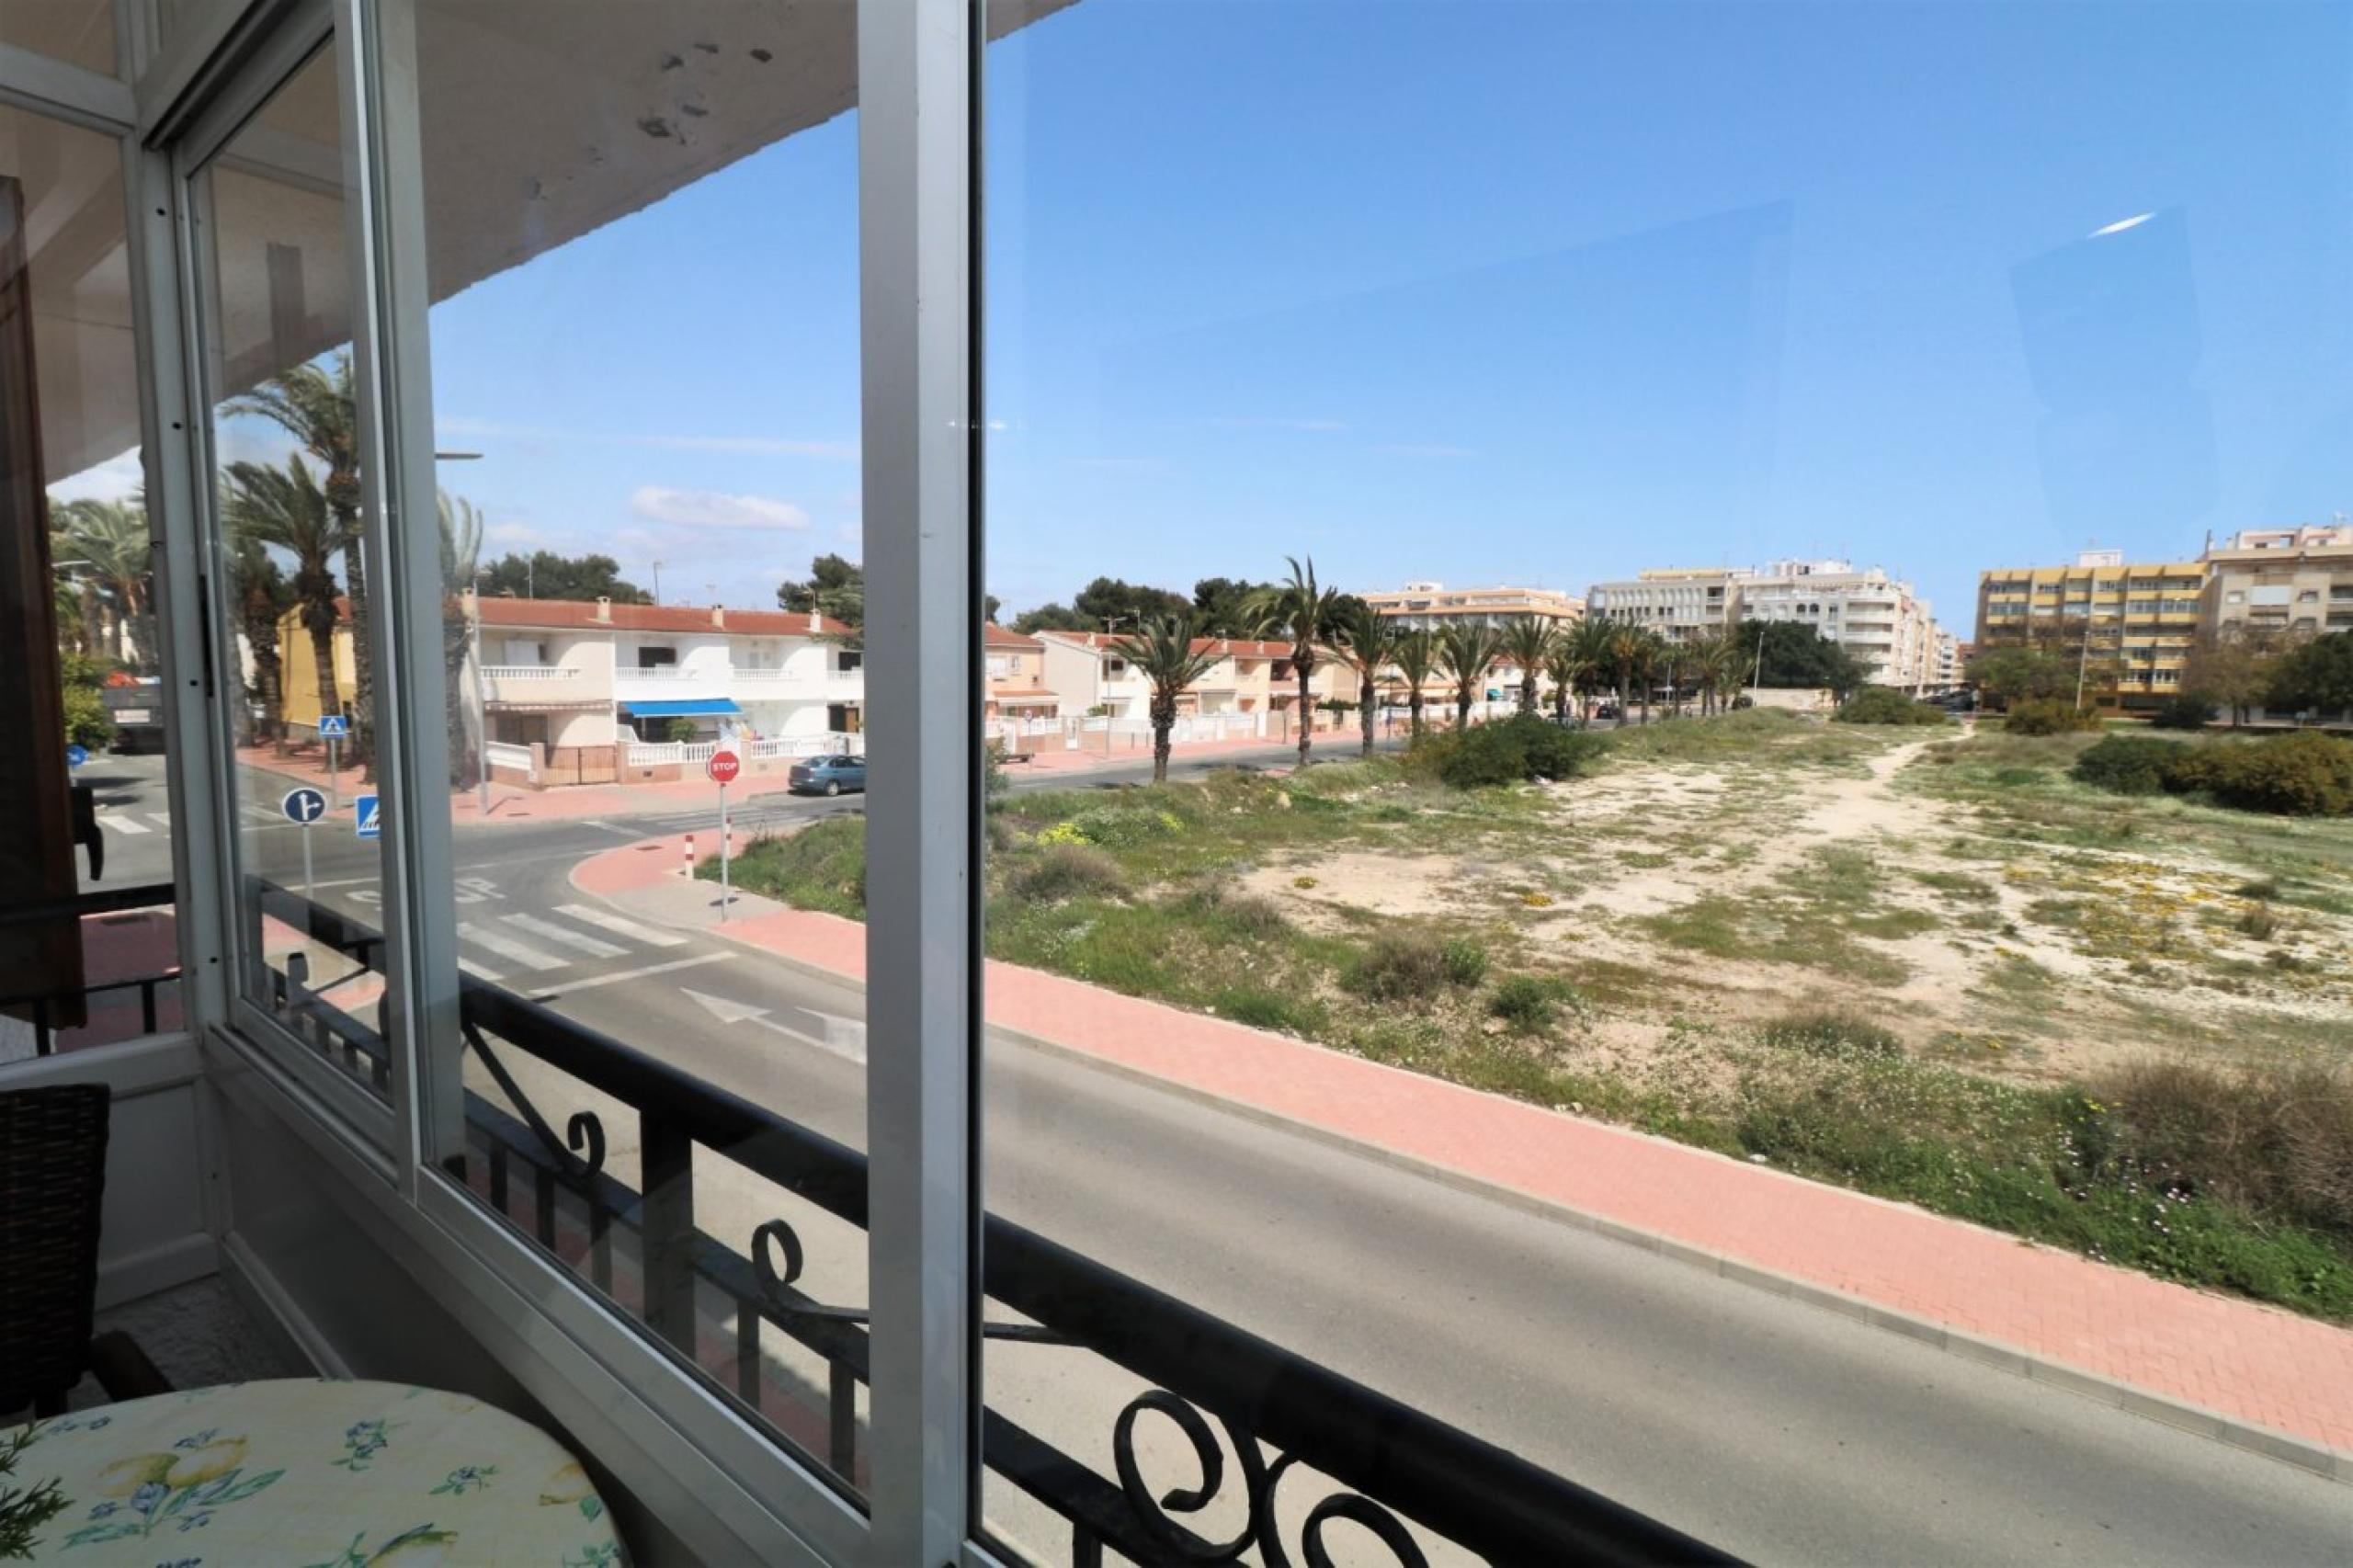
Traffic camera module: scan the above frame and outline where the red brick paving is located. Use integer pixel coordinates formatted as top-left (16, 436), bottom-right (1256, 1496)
top-left (578, 832), bottom-right (2353, 1465)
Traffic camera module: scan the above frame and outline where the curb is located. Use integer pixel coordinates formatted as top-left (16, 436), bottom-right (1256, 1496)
top-left (572, 835), bottom-right (2353, 1485)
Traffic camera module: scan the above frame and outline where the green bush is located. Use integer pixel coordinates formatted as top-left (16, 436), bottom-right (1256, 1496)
top-left (61, 680), bottom-right (115, 750)
top-left (1347, 933), bottom-right (1485, 1004)
top-left (1011, 843), bottom-right (1127, 902)
top-left (2148, 693), bottom-right (2215, 731)
top-left (2100, 1060), bottom-right (2353, 1240)
top-left (1835, 687), bottom-right (1948, 726)
top-left (2002, 698), bottom-right (2101, 735)
top-left (1757, 1010), bottom-right (1902, 1059)
top-left (1489, 973), bottom-right (1574, 1031)
top-left (1423, 714), bottom-right (1607, 789)
top-left (2163, 732), bottom-right (2353, 816)
top-left (2070, 734), bottom-right (2187, 796)
top-left (1175, 881), bottom-right (1290, 937)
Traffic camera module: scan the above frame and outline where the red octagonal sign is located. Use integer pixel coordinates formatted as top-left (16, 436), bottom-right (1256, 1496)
top-left (707, 747), bottom-right (742, 785)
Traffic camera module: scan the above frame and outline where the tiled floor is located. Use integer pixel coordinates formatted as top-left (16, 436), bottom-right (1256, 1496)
top-left (58, 1275), bottom-right (311, 1412)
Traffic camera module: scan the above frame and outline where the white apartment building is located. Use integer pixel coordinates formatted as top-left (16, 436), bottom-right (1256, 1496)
top-left (1584, 568), bottom-right (1750, 643)
top-left (467, 595), bottom-right (864, 757)
top-left (1360, 582), bottom-right (1586, 631)
top-left (1933, 631), bottom-right (1962, 687)
top-left (2201, 522), bottom-right (2353, 639)
top-left (1736, 559), bottom-right (1938, 689)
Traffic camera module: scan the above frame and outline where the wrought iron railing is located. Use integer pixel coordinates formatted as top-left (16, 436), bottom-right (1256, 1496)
top-left (0, 882), bottom-right (183, 1056)
top-left (250, 879), bottom-right (1734, 1566)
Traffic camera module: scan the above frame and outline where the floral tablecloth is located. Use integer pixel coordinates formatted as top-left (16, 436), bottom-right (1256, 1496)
top-left (4, 1379), bottom-right (622, 1565)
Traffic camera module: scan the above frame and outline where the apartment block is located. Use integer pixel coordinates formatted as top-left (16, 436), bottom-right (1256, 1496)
top-left (1974, 549), bottom-right (2205, 711)
top-left (1736, 560), bottom-right (1938, 690)
top-left (1361, 582), bottom-right (1586, 630)
top-left (278, 593), bottom-right (865, 766)
top-left (1034, 631), bottom-right (1344, 719)
top-left (1585, 568), bottom-right (1747, 644)
top-left (2201, 523), bottom-right (2353, 640)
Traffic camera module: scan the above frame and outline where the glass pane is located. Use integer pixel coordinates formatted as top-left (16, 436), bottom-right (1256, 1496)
top-left (982, 3), bottom-right (2353, 1563)
top-left (0, 0), bottom-right (117, 78)
top-left (191, 46), bottom-right (388, 1099)
top-left (1, 108), bottom-right (179, 1064)
top-left (407, 0), bottom-right (869, 1496)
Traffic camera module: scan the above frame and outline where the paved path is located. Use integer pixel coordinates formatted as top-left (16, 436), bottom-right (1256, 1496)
top-left (579, 830), bottom-right (2353, 1477)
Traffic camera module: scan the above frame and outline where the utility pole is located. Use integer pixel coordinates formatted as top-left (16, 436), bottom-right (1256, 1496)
top-left (652, 559), bottom-right (665, 604)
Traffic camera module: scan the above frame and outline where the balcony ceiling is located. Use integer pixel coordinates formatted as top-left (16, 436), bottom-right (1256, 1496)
top-left (25, 0), bottom-right (1075, 489)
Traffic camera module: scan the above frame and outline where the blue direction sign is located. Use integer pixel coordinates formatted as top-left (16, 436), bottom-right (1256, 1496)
top-left (317, 714), bottom-right (350, 739)
top-left (354, 794), bottom-right (381, 840)
top-left (282, 787), bottom-right (329, 824)
top-left (65, 744), bottom-right (88, 768)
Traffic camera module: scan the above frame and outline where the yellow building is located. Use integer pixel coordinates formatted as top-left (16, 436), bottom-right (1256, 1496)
top-left (1973, 550), bottom-right (2205, 711)
top-left (273, 606), bottom-right (359, 732)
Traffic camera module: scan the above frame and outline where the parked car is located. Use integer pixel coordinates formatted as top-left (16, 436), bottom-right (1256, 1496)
top-left (1594, 701), bottom-right (1620, 721)
top-left (788, 753), bottom-right (868, 796)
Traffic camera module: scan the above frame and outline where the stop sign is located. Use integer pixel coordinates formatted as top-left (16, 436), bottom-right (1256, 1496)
top-left (707, 747), bottom-right (742, 785)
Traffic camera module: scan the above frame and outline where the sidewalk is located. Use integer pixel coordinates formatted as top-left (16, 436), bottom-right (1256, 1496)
top-left (574, 828), bottom-right (2353, 1477)
top-left (234, 728), bottom-right (1332, 826)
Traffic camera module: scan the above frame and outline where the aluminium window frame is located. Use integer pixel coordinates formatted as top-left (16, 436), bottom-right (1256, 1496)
top-left (58, 0), bottom-right (993, 1558)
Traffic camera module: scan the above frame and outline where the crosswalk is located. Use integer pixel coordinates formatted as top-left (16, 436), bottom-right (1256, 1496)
top-left (452, 903), bottom-right (710, 986)
top-left (102, 801), bottom-right (339, 835)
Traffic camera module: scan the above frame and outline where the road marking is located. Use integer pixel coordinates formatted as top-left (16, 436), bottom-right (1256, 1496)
top-left (145, 812), bottom-right (173, 831)
top-left (680, 986), bottom-right (866, 1063)
top-left (580, 820), bottom-right (646, 838)
top-left (500, 912), bottom-right (628, 958)
top-left (553, 904), bottom-right (688, 948)
top-left (531, 952), bottom-right (732, 995)
top-left (459, 957), bottom-right (506, 982)
top-left (457, 921), bottom-right (569, 971)
top-left (106, 814), bottom-right (153, 835)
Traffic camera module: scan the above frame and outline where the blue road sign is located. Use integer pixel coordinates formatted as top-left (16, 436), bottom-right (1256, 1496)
top-left (65, 744), bottom-right (88, 768)
top-left (354, 794), bottom-right (381, 839)
top-left (318, 714), bottom-right (350, 739)
top-left (282, 787), bottom-right (329, 824)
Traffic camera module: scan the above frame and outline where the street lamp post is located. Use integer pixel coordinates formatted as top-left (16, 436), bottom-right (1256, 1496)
top-left (472, 570), bottom-right (492, 816)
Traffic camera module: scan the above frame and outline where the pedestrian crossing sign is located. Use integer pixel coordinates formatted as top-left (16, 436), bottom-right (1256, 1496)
top-left (355, 794), bottom-right (381, 839)
top-left (318, 714), bottom-right (350, 738)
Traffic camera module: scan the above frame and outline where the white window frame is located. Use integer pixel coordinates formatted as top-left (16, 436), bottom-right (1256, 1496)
top-left (12, 0), bottom-right (989, 1558)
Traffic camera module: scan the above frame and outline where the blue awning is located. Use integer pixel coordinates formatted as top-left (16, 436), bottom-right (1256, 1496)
top-left (620, 698), bottom-right (742, 718)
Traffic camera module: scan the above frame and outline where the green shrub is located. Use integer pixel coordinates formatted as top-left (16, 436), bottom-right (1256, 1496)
top-left (1835, 686), bottom-right (1949, 726)
top-left (2071, 734), bottom-right (2187, 796)
top-left (1347, 933), bottom-right (1485, 1004)
top-left (1440, 936), bottom-right (1489, 987)
top-left (1489, 973), bottom-right (1574, 1031)
top-left (1175, 881), bottom-right (1289, 937)
top-left (1213, 986), bottom-right (1319, 1034)
top-left (1066, 802), bottom-right (1184, 846)
top-left (2161, 732), bottom-right (2353, 816)
top-left (2002, 698), bottom-right (2101, 735)
top-left (2148, 693), bottom-right (2214, 731)
top-left (718, 818), bottom-right (867, 915)
top-left (1011, 842), bottom-right (1127, 903)
top-left (1757, 1010), bottom-right (1903, 1059)
top-left (1425, 714), bottom-right (1607, 789)
top-left (2100, 1060), bottom-right (2353, 1239)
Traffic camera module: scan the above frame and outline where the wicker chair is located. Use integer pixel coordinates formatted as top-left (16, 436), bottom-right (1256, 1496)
top-left (0, 1083), bottom-right (165, 1418)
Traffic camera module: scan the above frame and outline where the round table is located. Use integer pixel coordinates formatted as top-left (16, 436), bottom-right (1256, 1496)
top-left (6, 1378), bottom-right (623, 1565)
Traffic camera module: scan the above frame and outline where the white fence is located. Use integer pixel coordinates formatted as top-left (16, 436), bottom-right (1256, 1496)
top-left (483, 741), bottom-right (536, 780)
top-left (625, 733), bottom-right (863, 767)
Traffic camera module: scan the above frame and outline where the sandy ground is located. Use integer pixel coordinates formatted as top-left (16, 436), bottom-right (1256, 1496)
top-left (1245, 732), bottom-right (2353, 1085)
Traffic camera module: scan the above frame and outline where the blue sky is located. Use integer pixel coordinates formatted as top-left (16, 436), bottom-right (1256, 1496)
top-left (413, 0), bottom-right (2353, 631)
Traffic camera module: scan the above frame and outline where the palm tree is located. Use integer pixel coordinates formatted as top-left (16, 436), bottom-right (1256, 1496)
top-left (1564, 619), bottom-right (1617, 723)
top-left (1392, 628), bottom-right (1439, 743)
top-left (54, 498), bottom-right (157, 672)
top-left (1436, 621), bottom-right (1506, 733)
top-left (1497, 616), bottom-right (1557, 716)
top-left (1113, 615), bottom-right (1222, 782)
top-left (1691, 629), bottom-right (1745, 716)
top-left (225, 532), bottom-right (292, 745)
top-left (441, 491), bottom-right (484, 788)
top-left (1245, 556), bottom-right (1345, 767)
top-left (1545, 627), bottom-right (1589, 722)
top-left (1332, 599), bottom-right (1402, 756)
top-left (223, 456), bottom-right (355, 745)
top-left (229, 356), bottom-right (371, 764)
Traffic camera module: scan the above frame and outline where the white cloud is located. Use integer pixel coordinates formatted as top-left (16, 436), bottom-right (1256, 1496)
top-left (439, 417), bottom-right (857, 462)
top-left (46, 449), bottom-right (146, 504)
top-left (630, 485), bottom-right (812, 530)
top-left (2089, 212), bottom-right (2154, 239)
top-left (484, 521), bottom-right (552, 546)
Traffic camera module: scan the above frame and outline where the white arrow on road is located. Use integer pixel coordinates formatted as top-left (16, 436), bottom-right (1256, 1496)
top-left (681, 987), bottom-right (865, 1063)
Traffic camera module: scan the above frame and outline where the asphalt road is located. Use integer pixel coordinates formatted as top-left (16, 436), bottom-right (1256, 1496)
top-left (74, 738), bottom-right (2353, 1561)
